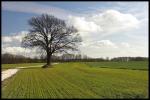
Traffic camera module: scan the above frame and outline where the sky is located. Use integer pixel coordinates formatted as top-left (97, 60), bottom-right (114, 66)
top-left (2, 1), bottom-right (149, 58)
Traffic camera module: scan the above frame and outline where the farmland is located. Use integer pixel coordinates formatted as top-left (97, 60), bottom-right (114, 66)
top-left (85, 61), bottom-right (148, 70)
top-left (1, 61), bottom-right (148, 99)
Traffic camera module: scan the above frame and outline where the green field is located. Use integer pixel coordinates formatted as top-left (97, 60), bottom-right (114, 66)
top-left (85, 61), bottom-right (148, 70)
top-left (2, 62), bottom-right (149, 99)
top-left (2, 63), bottom-right (45, 69)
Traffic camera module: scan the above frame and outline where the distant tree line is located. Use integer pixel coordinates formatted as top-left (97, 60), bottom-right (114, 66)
top-left (2, 53), bottom-right (43, 64)
top-left (50, 54), bottom-right (107, 62)
top-left (111, 57), bottom-right (148, 62)
top-left (1, 53), bottom-right (148, 64)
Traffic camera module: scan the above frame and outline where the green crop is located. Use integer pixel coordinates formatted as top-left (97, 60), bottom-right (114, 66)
top-left (85, 61), bottom-right (148, 70)
top-left (2, 62), bottom-right (148, 99)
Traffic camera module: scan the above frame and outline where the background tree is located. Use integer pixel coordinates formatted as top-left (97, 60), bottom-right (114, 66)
top-left (22, 14), bottom-right (82, 68)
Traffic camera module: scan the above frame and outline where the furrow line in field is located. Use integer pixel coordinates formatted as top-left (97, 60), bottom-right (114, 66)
top-left (6, 71), bottom-right (23, 98)
top-left (35, 69), bottom-right (59, 98)
top-left (39, 69), bottom-right (74, 98)
top-left (42, 70), bottom-right (64, 98)
top-left (33, 70), bottom-right (45, 98)
top-left (45, 69), bottom-right (99, 98)
top-left (54, 67), bottom-right (104, 97)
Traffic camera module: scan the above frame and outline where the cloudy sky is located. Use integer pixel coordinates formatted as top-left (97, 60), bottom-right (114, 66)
top-left (2, 1), bottom-right (148, 58)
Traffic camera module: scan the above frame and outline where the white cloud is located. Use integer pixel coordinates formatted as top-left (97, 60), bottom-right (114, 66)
top-left (2, 37), bottom-right (12, 42)
top-left (2, 31), bottom-right (42, 58)
top-left (2, 46), bottom-right (41, 58)
top-left (67, 16), bottom-right (102, 37)
top-left (96, 40), bottom-right (117, 48)
top-left (2, 46), bottom-right (26, 55)
top-left (79, 38), bottom-right (148, 58)
top-left (80, 40), bottom-right (147, 58)
top-left (81, 40), bottom-right (132, 50)
top-left (68, 9), bottom-right (140, 40)
top-left (87, 40), bottom-right (118, 49)
top-left (120, 42), bottom-right (130, 48)
top-left (2, 31), bottom-right (28, 43)
top-left (91, 9), bottom-right (140, 31)
top-left (66, 9), bottom-right (141, 54)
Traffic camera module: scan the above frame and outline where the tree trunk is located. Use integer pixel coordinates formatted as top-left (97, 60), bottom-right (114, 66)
top-left (42, 52), bottom-right (52, 68)
top-left (47, 53), bottom-right (51, 66)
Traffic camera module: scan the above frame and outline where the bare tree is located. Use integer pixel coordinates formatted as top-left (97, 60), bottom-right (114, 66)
top-left (22, 14), bottom-right (82, 68)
